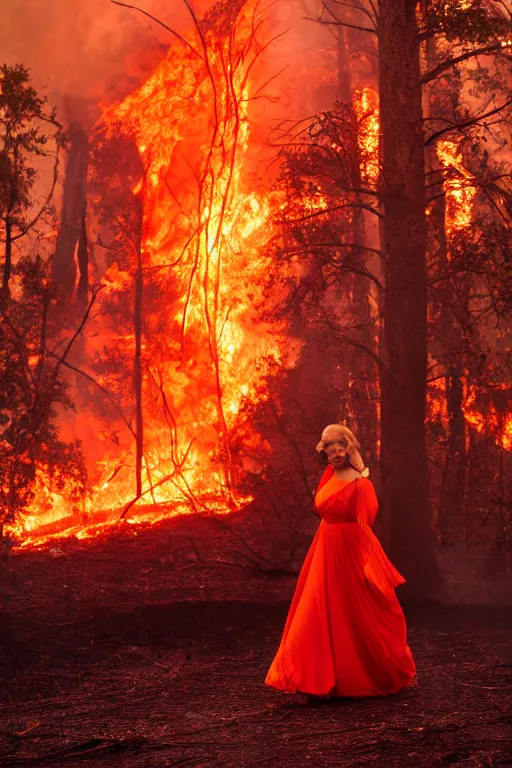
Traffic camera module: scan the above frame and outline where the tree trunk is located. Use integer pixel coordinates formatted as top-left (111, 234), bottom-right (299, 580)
top-left (52, 126), bottom-right (88, 297)
top-left (134, 206), bottom-right (144, 502)
top-left (424, 30), bottom-right (467, 548)
top-left (76, 214), bottom-right (89, 310)
top-left (378, 0), bottom-right (441, 597)
top-left (439, 365), bottom-right (467, 545)
top-left (432, 147), bottom-right (467, 548)
top-left (2, 217), bottom-right (12, 296)
top-left (331, 6), bottom-right (380, 459)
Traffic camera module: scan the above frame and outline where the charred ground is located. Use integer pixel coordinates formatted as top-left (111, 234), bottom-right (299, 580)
top-left (1, 514), bottom-right (511, 768)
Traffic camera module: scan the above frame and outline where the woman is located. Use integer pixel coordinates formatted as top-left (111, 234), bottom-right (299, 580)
top-left (266, 424), bottom-right (416, 698)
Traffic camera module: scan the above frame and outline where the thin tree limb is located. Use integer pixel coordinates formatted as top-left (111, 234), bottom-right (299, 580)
top-left (284, 241), bottom-right (383, 257)
top-left (305, 14), bottom-right (377, 34)
top-left (110, 0), bottom-right (201, 58)
top-left (11, 145), bottom-right (61, 243)
top-left (50, 286), bottom-right (104, 383)
top-left (425, 98), bottom-right (512, 145)
top-left (421, 43), bottom-right (505, 85)
top-left (323, 0), bottom-right (377, 30)
top-left (287, 201), bottom-right (383, 223)
top-left (48, 354), bottom-right (135, 441)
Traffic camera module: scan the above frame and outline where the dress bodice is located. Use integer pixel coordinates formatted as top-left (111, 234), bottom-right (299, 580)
top-left (314, 468), bottom-right (378, 527)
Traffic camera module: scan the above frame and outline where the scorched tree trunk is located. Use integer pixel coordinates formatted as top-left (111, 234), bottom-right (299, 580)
top-left (378, 0), bottom-right (441, 597)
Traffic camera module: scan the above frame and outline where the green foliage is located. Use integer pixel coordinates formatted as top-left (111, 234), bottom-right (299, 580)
top-left (426, 0), bottom-right (511, 44)
top-left (0, 64), bottom-right (60, 228)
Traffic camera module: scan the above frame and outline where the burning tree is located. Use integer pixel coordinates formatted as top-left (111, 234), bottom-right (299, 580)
top-left (419, 1), bottom-right (512, 568)
top-left (51, 0), bottom-right (296, 528)
top-left (6, 0), bottom-right (512, 597)
top-left (281, 0), bottom-right (512, 595)
top-left (268, 102), bottom-right (382, 452)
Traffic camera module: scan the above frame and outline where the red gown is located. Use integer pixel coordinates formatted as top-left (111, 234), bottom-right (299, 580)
top-left (265, 467), bottom-right (416, 697)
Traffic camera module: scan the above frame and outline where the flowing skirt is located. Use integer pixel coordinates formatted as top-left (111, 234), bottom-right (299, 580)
top-left (265, 521), bottom-right (416, 697)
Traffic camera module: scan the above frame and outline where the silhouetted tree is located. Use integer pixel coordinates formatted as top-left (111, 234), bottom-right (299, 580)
top-left (0, 64), bottom-right (61, 297)
top-left (0, 257), bottom-right (88, 542)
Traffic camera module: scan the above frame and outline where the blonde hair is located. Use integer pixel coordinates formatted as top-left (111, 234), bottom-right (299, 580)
top-left (316, 424), bottom-right (364, 472)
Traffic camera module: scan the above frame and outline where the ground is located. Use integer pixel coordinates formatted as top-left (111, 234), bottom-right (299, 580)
top-left (1, 513), bottom-right (511, 768)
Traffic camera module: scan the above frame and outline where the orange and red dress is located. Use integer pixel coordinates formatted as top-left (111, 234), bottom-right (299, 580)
top-left (265, 467), bottom-right (416, 697)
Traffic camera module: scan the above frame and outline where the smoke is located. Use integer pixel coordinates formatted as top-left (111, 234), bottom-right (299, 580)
top-left (0, 0), bottom-right (333, 239)
top-left (0, 0), bottom-right (332, 249)
top-left (0, 0), bottom-right (214, 127)
top-left (0, 0), bottom-right (330, 127)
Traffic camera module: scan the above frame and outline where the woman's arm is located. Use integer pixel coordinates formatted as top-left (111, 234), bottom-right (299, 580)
top-left (357, 478), bottom-right (378, 527)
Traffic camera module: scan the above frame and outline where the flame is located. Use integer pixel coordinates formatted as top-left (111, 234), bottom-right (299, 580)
top-left (436, 140), bottom-right (476, 232)
top-left (462, 384), bottom-right (512, 451)
top-left (427, 376), bottom-right (512, 453)
top-left (502, 417), bottom-right (512, 451)
top-left (428, 377), bottom-right (449, 428)
top-left (353, 87), bottom-right (380, 187)
top-left (10, 1), bottom-right (296, 548)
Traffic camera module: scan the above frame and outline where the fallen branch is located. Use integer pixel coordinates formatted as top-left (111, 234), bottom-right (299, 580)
top-left (0, 722), bottom-right (40, 739)
top-left (438, 669), bottom-right (510, 691)
top-left (2, 737), bottom-right (150, 765)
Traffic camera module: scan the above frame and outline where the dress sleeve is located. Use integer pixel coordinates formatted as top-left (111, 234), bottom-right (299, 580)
top-left (356, 478), bottom-right (378, 527)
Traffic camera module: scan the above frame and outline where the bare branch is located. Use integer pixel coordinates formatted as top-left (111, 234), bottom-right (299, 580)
top-left (421, 43), bottom-right (505, 85)
top-left (305, 13), bottom-right (377, 35)
top-left (49, 355), bottom-right (136, 440)
top-left (51, 286), bottom-right (104, 382)
top-left (110, 0), bottom-right (201, 58)
top-left (367, 0), bottom-right (378, 22)
top-left (329, 324), bottom-right (384, 367)
top-left (281, 246), bottom-right (384, 289)
top-left (287, 201), bottom-right (383, 223)
top-left (425, 98), bottom-right (512, 145)
top-left (328, 260), bottom-right (384, 290)
top-left (287, 241), bottom-right (383, 257)
top-left (271, 403), bottom-right (312, 495)
top-left (11, 144), bottom-right (61, 243)
top-left (324, 0), bottom-right (377, 30)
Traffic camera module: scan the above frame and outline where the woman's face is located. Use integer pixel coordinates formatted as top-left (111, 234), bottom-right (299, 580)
top-left (324, 440), bottom-right (348, 469)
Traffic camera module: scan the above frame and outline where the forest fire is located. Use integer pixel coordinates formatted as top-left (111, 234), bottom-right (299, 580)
top-left (463, 385), bottom-right (512, 452)
top-left (6, 1), bottom-right (295, 548)
top-left (430, 139), bottom-right (512, 450)
top-left (3, 5), bottom-right (512, 764)
top-left (2, 0), bottom-right (512, 563)
top-left (434, 138), bottom-right (512, 448)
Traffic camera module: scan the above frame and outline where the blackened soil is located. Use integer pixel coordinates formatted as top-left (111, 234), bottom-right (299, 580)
top-left (0, 518), bottom-right (511, 768)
